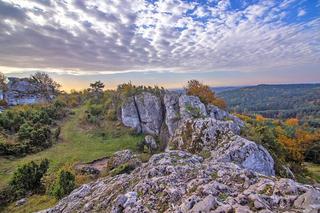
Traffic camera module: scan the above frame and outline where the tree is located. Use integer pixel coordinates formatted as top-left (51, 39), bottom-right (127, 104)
top-left (31, 72), bottom-right (61, 99)
top-left (0, 72), bottom-right (7, 92)
top-left (89, 81), bottom-right (105, 93)
top-left (185, 80), bottom-right (226, 108)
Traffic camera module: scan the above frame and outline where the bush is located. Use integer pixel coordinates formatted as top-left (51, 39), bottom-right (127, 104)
top-left (50, 170), bottom-right (75, 199)
top-left (9, 159), bottom-right (49, 196)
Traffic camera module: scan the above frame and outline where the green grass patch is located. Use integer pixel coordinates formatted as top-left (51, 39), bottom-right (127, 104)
top-left (1, 195), bottom-right (57, 213)
top-left (305, 162), bottom-right (320, 183)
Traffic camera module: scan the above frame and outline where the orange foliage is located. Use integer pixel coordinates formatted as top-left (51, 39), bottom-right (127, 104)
top-left (185, 80), bottom-right (227, 109)
top-left (255, 114), bottom-right (266, 122)
top-left (275, 125), bottom-right (320, 162)
top-left (285, 118), bottom-right (299, 126)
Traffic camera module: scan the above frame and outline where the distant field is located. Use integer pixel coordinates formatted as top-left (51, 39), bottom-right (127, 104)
top-left (0, 106), bottom-right (143, 189)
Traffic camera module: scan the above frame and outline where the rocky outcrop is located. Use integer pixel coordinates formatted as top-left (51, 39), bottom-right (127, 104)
top-left (75, 150), bottom-right (141, 175)
top-left (3, 77), bottom-right (53, 106)
top-left (42, 150), bottom-right (320, 213)
top-left (178, 95), bottom-right (207, 121)
top-left (163, 92), bottom-right (180, 136)
top-left (121, 91), bottom-right (274, 176)
top-left (207, 104), bottom-right (245, 127)
top-left (121, 97), bottom-right (142, 133)
top-left (169, 118), bottom-right (274, 176)
top-left (135, 92), bottom-right (163, 135)
top-left (121, 92), bottom-right (163, 135)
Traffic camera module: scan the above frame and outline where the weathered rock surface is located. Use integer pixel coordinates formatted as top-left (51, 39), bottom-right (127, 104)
top-left (169, 118), bottom-right (274, 176)
top-left (135, 92), bottom-right (163, 135)
top-left (207, 104), bottom-right (245, 127)
top-left (121, 97), bottom-right (142, 133)
top-left (121, 92), bottom-right (163, 135)
top-left (144, 135), bottom-right (158, 152)
top-left (163, 92), bottom-right (180, 136)
top-left (4, 77), bottom-right (52, 106)
top-left (121, 92), bottom-right (244, 137)
top-left (178, 95), bottom-right (207, 121)
top-left (75, 150), bottom-right (141, 175)
top-left (41, 151), bottom-right (320, 213)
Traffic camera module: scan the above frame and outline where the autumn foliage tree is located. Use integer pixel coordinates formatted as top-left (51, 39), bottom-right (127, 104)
top-left (185, 80), bottom-right (226, 109)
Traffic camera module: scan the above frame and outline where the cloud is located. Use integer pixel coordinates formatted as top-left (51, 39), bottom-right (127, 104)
top-left (297, 8), bottom-right (306, 17)
top-left (0, 0), bottom-right (319, 76)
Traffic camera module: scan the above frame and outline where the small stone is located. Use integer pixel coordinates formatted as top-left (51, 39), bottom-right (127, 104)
top-left (16, 198), bottom-right (27, 206)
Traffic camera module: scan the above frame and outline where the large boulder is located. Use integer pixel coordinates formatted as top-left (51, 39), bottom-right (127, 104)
top-left (169, 118), bottom-right (274, 176)
top-left (41, 151), bottom-right (319, 213)
top-left (134, 92), bottom-right (163, 135)
top-left (210, 134), bottom-right (275, 176)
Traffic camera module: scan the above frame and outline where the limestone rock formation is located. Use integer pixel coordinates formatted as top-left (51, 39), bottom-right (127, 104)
top-left (42, 151), bottom-right (320, 213)
top-left (4, 77), bottom-right (53, 106)
top-left (169, 118), bottom-right (274, 176)
top-left (163, 92), bottom-right (180, 136)
top-left (121, 92), bottom-right (163, 135)
top-left (178, 95), bottom-right (207, 121)
top-left (135, 92), bottom-right (163, 135)
top-left (121, 97), bottom-right (142, 133)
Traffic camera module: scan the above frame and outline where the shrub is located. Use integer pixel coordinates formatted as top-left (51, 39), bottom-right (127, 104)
top-left (9, 159), bottom-right (49, 196)
top-left (53, 126), bottom-right (61, 141)
top-left (50, 170), bottom-right (75, 199)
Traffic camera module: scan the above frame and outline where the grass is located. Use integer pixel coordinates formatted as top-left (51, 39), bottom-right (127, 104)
top-left (2, 195), bottom-right (57, 213)
top-left (305, 162), bottom-right (320, 183)
top-left (0, 106), bottom-right (144, 212)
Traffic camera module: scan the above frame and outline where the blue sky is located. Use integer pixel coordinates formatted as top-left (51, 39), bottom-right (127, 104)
top-left (0, 0), bottom-right (319, 90)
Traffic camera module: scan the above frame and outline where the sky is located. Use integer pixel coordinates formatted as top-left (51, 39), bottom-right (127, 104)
top-left (0, 0), bottom-right (319, 91)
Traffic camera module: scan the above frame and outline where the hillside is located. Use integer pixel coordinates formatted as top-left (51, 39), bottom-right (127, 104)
top-left (218, 84), bottom-right (320, 126)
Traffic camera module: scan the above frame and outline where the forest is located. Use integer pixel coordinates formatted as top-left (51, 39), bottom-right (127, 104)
top-left (218, 84), bottom-right (320, 128)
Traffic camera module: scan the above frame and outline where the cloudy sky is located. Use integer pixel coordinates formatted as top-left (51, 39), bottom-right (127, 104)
top-left (0, 0), bottom-right (319, 90)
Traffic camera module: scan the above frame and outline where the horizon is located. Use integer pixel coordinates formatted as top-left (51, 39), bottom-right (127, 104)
top-left (0, 0), bottom-right (319, 91)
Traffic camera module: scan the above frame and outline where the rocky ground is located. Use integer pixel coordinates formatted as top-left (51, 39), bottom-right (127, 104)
top-left (41, 92), bottom-right (320, 212)
top-left (41, 150), bottom-right (320, 213)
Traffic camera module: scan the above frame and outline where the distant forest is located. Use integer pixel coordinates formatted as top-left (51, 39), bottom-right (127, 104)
top-left (218, 84), bottom-right (320, 127)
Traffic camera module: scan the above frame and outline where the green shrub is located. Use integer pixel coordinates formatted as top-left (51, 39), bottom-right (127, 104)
top-left (106, 108), bottom-right (117, 121)
top-left (50, 170), bottom-right (75, 199)
top-left (9, 159), bottom-right (49, 196)
top-left (53, 126), bottom-right (61, 141)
